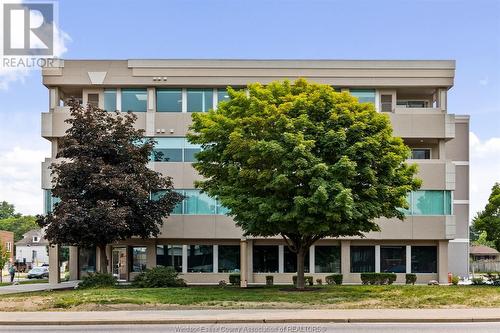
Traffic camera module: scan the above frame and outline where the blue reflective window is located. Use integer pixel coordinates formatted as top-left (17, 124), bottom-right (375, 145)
top-left (400, 190), bottom-right (452, 216)
top-left (157, 89), bottom-right (182, 112)
top-left (121, 88), bottom-right (147, 112)
top-left (152, 138), bottom-right (201, 162)
top-left (187, 89), bottom-right (213, 112)
top-left (184, 189), bottom-right (216, 214)
top-left (350, 89), bottom-right (376, 104)
top-left (104, 89), bottom-right (116, 111)
top-left (217, 89), bottom-right (230, 103)
top-left (44, 190), bottom-right (60, 214)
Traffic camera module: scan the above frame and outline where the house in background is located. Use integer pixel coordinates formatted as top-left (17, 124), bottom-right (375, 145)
top-left (470, 245), bottom-right (500, 261)
top-left (0, 230), bottom-right (14, 265)
top-left (15, 229), bottom-right (49, 269)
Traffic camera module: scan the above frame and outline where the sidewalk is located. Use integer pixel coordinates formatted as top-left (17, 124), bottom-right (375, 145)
top-left (1, 308), bottom-right (500, 325)
top-left (0, 281), bottom-right (79, 295)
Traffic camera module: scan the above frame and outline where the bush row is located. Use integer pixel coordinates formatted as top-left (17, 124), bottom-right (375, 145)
top-left (360, 273), bottom-right (397, 285)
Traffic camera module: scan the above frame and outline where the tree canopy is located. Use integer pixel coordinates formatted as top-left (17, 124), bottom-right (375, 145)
top-left (473, 182), bottom-right (500, 251)
top-left (38, 100), bottom-right (183, 273)
top-left (188, 79), bottom-right (421, 288)
top-left (0, 201), bottom-right (20, 220)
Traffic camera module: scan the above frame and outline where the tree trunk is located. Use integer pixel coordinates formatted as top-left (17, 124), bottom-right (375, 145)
top-left (296, 247), bottom-right (306, 289)
top-left (98, 244), bottom-right (108, 274)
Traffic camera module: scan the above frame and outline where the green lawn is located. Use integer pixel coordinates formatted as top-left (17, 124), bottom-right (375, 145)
top-left (3, 285), bottom-right (500, 311)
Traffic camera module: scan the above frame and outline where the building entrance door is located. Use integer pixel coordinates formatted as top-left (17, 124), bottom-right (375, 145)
top-left (112, 247), bottom-right (127, 280)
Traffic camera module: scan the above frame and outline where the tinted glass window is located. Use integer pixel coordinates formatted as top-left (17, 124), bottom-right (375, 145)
top-left (121, 89), bottom-right (147, 112)
top-left (187, 245), bottom-right (213, 272)
top-left (218, 245), bottom-right (240, 273)
top-left (104, 89), bottom-right (116, 111)
top-left (253, 246), bottom-right (279, 273)
top-left (381, 246), bottom-right (406, 273)
top-left (156, 245), bottom-right (183, 272)
top-left (187, 89), bottom-right (213, 112)
top-left (157, 89), bottom-right (182, 112)
top-left (284, 246), bottom-right (309, 273)
top-left (350, 246), bottom-right (375, 273)
top-left (411, 246), bottom-right (437, 273)
top-left (315, 246), bottom-right (341, 273)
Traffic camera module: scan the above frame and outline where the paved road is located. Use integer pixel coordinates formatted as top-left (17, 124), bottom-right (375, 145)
top-left (0, 280), bottom-right (79, 294)
top-left (1, 323), bottom-right (500, 333)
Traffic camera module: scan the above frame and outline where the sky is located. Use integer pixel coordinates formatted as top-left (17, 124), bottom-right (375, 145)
top-left (0, 0), bottom-right (499, 219)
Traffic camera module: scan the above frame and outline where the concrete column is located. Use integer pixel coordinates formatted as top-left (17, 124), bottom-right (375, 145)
top-left (48, 244), bottom-right (60, 284)
top-left (438, 240), bottom-right (449, 284)
top-left (181, 89), bottom-right (187, 113)
top-left (213, 245), bottom-right (218, 273)
top-left (375, 245), bottom-right (381, 273)
top-left (146, 242), bottom-right (156, 269)
top-left (340, 240), bottom-right (350, 275)
top-left (182, 245), bottom-right (188, 274)
top-left (439, 139), bottom-right (446, 160)
top-left (146, 87), bottom-right (156, 136)
top-left (406, 245), bottom-right (412, 273)
top-left (116, 88), bottom-right (121, 111)
top-left (240, 239), bottom-right (248, 288)
top-left (212, 88), bottom-right (218, 109)
top-left (106, 245), bottom-right (112, 273)
top-left (437, 88), bottom-right (447, 112)
top-left (309, 245), bottom-right (315, 274)
top-left (69, 246), bottom-right (78, 280)
top-left (247, 239), bottom-right (253, 283)
top-left (278, 245), bottom-right (284, 273)
top-left (49, 87), bottom-right (59, 111)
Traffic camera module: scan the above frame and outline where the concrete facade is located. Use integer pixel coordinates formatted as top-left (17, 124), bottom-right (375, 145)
top-left (41, 59), bottom-right (469, 284)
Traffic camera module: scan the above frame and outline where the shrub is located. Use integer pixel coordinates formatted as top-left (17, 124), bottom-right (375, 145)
top-left (132, 266), bottom-right (186, 288)
top-left (292, 275), bottom-right (314, 286)
top-left (405, 273), bottom-right (417, 285)
top-left (325, 274), bottom-right (343, 285)
top-left (451, 276), bottom-right (459, 285)
top-left (77, 273), bottom-right (116, 289)
top-left (471, 277), bottom-right (485, 285)
top-left (316, 278), bottom-right (323, 285)
top-left (360, 273), bottom-right (397, 285)
top-left (229, 273), bottom-right (241, 286)
top-left (265, 275), bottom-right (274, 286)
top-left (218, 280), bottom-right (227, 287)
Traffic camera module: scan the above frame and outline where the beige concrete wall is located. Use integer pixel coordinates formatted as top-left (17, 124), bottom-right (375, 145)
top-left (389, 113), bottom-right (455, 139)
top-left (153, 163), bottom-right (201, 188)
top-left (446, 122), bottom-right (469, 161)
top-left (454, 165), bottom-right (469, 200)
top-left (43, 60), bottom-right (455, 88)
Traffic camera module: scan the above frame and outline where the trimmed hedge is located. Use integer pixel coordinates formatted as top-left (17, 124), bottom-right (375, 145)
top-left (325, 274), bottom-right (343, 285)
top-left (266, 275), bottom-right (274, 286)
top-left (405, 273), bottom-right (417, 285)
top-left (229, 273), bottom-right (241, 285)
top-left (77, 273), bottom-right (117, 289)
top-left (132, 266), bottom-right (186, 288)
top-left (360, 273), bottom-right (397, 285)
top-left (292, 275), bottom-right (314, 286)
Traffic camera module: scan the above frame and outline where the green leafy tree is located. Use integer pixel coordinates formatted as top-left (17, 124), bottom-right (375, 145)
top-left (0, 201), bottom-right (20, 219)
top-left (0, 215), bottom-right (38, 242)
top-left (38, 100), bottom-right (183, 273)
top-left (0, 243), bottom-right (10, 283)
top-left (189, 79), bottom-right (421, 289)
top-left (473, 183), bottom-right (500, 251)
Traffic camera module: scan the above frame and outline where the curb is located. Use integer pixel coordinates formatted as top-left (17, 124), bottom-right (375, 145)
top-left (2, 317), bottom-right (500, 325)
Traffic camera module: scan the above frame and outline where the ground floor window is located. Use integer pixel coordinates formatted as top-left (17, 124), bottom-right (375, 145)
top-left (157, 245), bottom-right (183, 272)
top-left (253, 245), bottom-right (279, 273)
top-left (78, 247), bottom-right (96, 278)
top-left (315, 246), bottom-right (341, 273)
top-left (411, 246), bottom-right (437, 273)
top-left (187, 245), bottom-right (213, 272)
top-left (381, 246), bottom-right (406, 273)
top-left (218, 245), bottom-right (240, 273)
top-left (284, 246), bottom-right (310, 273)
top-left (350, 246), bottom-right (375, 273)
top-left (130, 246), bottom-right (147, 273)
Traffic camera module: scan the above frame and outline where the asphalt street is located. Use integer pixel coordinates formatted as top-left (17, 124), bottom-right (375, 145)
top-left (1, 322), bottom-right (499, 333)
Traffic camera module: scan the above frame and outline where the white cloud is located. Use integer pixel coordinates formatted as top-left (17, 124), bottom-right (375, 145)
top-left (479, 76), bottom-right (489, 86)
top-left (0, 0), bottom-right (71, 90)
top-left (469, 132), bottom-right (500, 218)
top-left (0, 146), bottom-right (49, 215)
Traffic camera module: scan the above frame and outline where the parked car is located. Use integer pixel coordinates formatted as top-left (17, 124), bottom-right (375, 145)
top-left (27, 267), bottom-right (49, 279)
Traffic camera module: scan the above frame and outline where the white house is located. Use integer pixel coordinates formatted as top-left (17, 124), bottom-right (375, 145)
top-left (15, 229), bottom-right (49, 268)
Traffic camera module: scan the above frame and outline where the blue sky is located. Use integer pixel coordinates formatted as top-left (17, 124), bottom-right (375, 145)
top-left (0, 0), bottom-right (499, 216)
